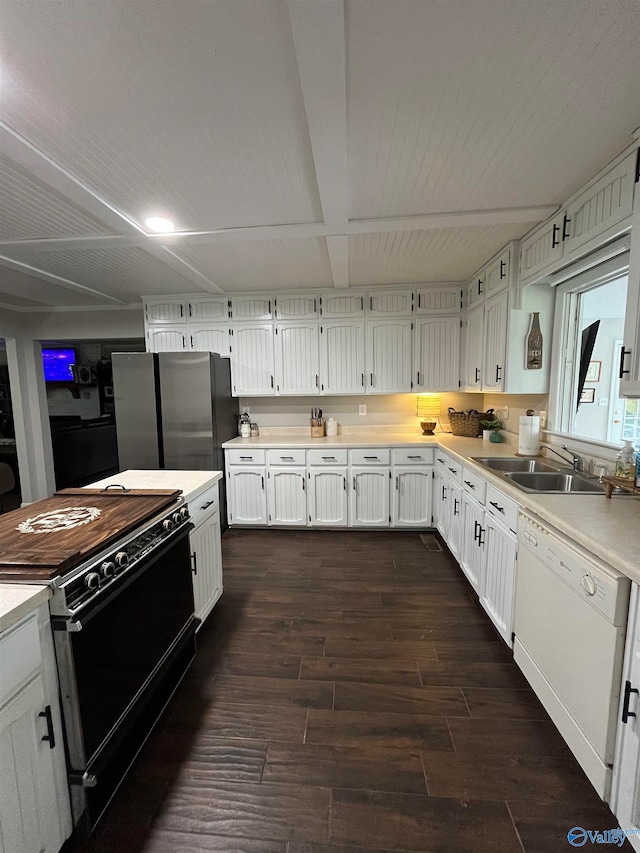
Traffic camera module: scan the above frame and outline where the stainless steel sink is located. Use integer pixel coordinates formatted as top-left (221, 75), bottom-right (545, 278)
top-left (471, 457), bottom-right (559, 474)
top-left (503, 471), bottom-right (605, 494)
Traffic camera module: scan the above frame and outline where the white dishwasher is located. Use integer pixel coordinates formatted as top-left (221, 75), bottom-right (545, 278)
top-left (514, 510), bottom-right (630, 801)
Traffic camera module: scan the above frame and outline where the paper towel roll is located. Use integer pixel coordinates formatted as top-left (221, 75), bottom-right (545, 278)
top-left (519, 416), bottom-right (540, 456)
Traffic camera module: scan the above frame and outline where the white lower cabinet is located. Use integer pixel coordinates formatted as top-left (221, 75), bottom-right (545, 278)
top-left (350, 467), bottom-right (390, 527)
top-left (190, 509), bottom-right (223, 624)
top-left (393, 467), bottom-right (433, 527)
top-left (0, 606), bottom-right (71, 853)
top-left (267, 468), bottom-right (308, 526)
top-left (480, 514), bottom-right (517, 645)
top-left (227, 467), bottom-right (267, 525)
top-left (308, 468), bottom-right (348, 527)
top-left (435, 472), bottom-right (450, 540)
top-left (460, 493), bottom-right (486, 593)
top-left (612, 584), bottom-right (640, 850)
top-left (447, 480), bottom-right (463, 561)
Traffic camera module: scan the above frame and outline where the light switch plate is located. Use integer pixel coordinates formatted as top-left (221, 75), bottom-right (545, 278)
top-left (359, 404), bottom-right (366, 415)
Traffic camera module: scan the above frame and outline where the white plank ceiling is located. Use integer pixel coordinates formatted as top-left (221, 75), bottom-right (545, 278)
top-left (0, 0), bottom-right (638, 308)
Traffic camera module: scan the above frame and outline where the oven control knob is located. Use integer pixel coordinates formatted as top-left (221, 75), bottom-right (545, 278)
top-left (100, 561), bottom-right (115, 579)
top-left (115, 551), bottom-right (129, 568)
top-left (581, 574), bottom-right (596, 596)
top-left (163, 519), bottom-right (174, 532)
top-left (172, 512), bottom-right (182, 525)
top-left (85, 572), bottom-right (101, 591)
top-left (180, 507), bottom-right (189, 520)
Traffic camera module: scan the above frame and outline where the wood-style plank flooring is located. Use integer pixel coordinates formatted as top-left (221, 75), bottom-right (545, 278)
top-left (69, 529), bottom-right (628, 852)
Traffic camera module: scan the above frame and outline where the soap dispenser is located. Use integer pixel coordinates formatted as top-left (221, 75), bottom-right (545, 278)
top-left (615, 440), bottom-right (636, 480)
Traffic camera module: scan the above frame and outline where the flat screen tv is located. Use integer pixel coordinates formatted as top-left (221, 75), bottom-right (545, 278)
top-left (42, 348), bottom-right (76, 382)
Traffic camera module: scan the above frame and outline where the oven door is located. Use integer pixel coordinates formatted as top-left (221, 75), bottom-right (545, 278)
top-left (53, 525), bottom-right (196, 829)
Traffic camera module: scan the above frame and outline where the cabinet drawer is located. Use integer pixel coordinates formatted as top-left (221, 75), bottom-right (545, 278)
top-left (227, 449), bottom-right (266, 465)
top-left (485, 483), bottom-right (519, 532)
top-left (435, 451), bottom-right (462, 483)
top-left (350, 449), bottom-right (390, 465)
top-left (308, 449), bottom-right (348, 466)
top-left (393, 448), bottom-right (434, 466)
top-left (0, 613), bottom-right (41, 705)
top-left (462, 467), bottom-right (487, 504)
top-left (268, 449), bottom-right (307, 466)
top-left (189, 482), bottom-right (219, 529)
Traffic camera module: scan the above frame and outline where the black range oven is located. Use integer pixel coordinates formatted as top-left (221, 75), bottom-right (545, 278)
top-left (50, 502), bottom-right (196, 834)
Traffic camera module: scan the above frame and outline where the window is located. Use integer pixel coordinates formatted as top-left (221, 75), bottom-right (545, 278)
top-left (551, 249), bottom-right (630, 447)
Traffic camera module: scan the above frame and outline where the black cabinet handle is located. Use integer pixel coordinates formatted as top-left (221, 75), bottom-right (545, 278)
top-left (500, 260), bottom-right (506, 279)
top-left (622, 680), bottom-right (639, 723)
top-left (408, 455), bottom-right (423, 460)
top-left (200, 500), bottom-right (215, 510)
top-left (489, 500), bottom-right (505, 514)
top-left (417, 371), bottom-right (420, 385)
top-left (239, 456), bottom-right (253, 460)
top-left (182, 335), bottom-right (186, 349)
top-left (477, 278), bottom-right (483, 296)
top-left (180, 304), bottom-right (184, 317)
top-left (437, 457), bottom-right (446, 464)
top-left (39, 706), bottom-right (56, 749)
top-left (562, 214), bottom-right (571, 241)
top-left (464, 480), bottom-right (475, 489)
top-left (370, 373), bottom-right (373, 386)
top-left (441, 485), bottom-right (447, 500)
top-left (551, 223), bottom-right (560, 248)
top-left (448, 467), bottom-right (457, 474)
top-left (188, 303), bottom-right (193, 317)
top-left (343, 477), bottom-right (347, 490)
top-left (635, 147), bottom-right (640, 183)
top-left (314, 298), bottom-right (317, 313)
top-left (473, 520), bottom-right (480, 542)
top-left (364, 456), bottom-right (380, 461)
top-left (453, 498), bottom-right (460, 516)
top-left (271, 375), bottom-right (274, 388)
top-left (261, 476), bottom-right (265, 490)
top-left (362, 373), bottom-right (365, 387)
top-left (322, 456), bottom-right (336, 461)
top-left (495, 365), bottom-right (502, 383)
top-left (475, 367), bottom-right (480, 384)
top-left (395, 476), bottom-right (399, 490)
top-left (191, 552), bottom-right (198, 575)
top-left (280, 456), bottom-right (294, 461)
top-left (619, 347), bottom-right (632, 379)
top-left (360, 296), bottom-right (364, 310)
top-left (478, 525), bottom-right (485, 546)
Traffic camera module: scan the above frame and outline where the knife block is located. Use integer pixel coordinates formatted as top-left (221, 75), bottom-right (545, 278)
top-left (310, 424), bottom-right (325, 438)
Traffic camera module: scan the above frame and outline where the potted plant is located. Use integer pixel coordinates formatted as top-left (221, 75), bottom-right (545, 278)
top-left (480, 416), bottom-right (504, 443)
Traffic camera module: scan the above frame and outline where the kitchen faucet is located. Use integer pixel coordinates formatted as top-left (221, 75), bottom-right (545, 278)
top-left (540, 444), bottom-right (584, 472)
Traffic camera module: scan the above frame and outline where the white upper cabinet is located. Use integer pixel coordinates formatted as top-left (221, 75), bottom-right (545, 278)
top-left (415, 284), bottom-right (462, 314)
top-left (190, 325), bottom-right (231, 357)
top-left (467, 271), bottom-right (486, 309)
top-left (621, 177), bottom-right (640, 397)
top-left (188, 296), bottom-right (229, 322)
top-left (230, 295), bottom-right (273, 321)
top-left (366, 319), bottom-right (413, 393)
top-left (275, 322), bottom-right (320, 395)
top-left (147, 326), bottom-right (187, 352)
top-left (463, 305), bottom-right (484, 390)
top-left (320, 321), bottom-right (366, 395)
top-left (231, 323), bottom-right (275, 395)
top-left (414, 317), bottom-right (460, 392)
top-left (274, 293), bottom-right (319, 320)
top-left (367, 289), bottom-right (414, 316)
top-left (145, 298), bottom-right (187, 324)
top-left (519, 213), bottom-right (565, 285)
top-left (484, 246), bottom-right (511, 299)
top-left (320, 292), bottom-right (365, 318)
top-left (481, 292), bottom-right (509, 391)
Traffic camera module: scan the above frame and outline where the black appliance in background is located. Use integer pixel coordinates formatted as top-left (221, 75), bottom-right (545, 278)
top-left (576, 320), bottom-right (600, 411)
top-left (112, 352), bottom-right (238, 530)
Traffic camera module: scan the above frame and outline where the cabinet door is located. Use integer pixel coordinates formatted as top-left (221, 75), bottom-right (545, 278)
top-left (190, 512), bottom-right (223, 624)
top-left (435, 473), bottom-right (450, 540)
top-left (145, 298), bottom-right (187, 324)
top-left (321, 292), bottom-right (365, 318)
top-left (274, 293), bottom-right (319, 320)
top-left (228, 468), bottom-right (267, 525)
top-left (563, 150), bottom-right (636, 259)
top-left (230, 296), bottom-right (273, 321)
top-left (366, 319), bottom-right (413, 393)
top-left (467, 273), bottom-right (485, 309)
top-left (350, 468), bottom-right (390, 527)
top-left (482, 292), bottom-right (508, 391)
top-left (147, 326), bottom-right (187, 353)
top-left (231, 324), bottom-right (275, 395)
top-left (275, 322), bottom-right (320, 395)
top-left (267, 468), bottom-right (307, 526)
top-left (621, 198), bottom-right (640, 397)
top-left (190, 325), bottom-right (231, 357)
top-left (484, 247), bottom-right (511, 299)
top-left (367, 289), bottom-right (413, 316)
top-left (415, 285), bottom-right (462, 315)
top-left (480, 515), bottom-right (517, 646)
top-left (393, 467), bottom-right (433, 527)
top-left (519, 213), bottom-right (564, 284)
top-left (447, 481), bottom-right (463, 561)
top-left (308, 469), bottom-right (348, 527)
top-left (460, 494), bottom-right (485, 593)
top-left (464, 305), bottom-right (484, 390)
top-left (414, 317), bottom-right (460, 391)
top-left (320, 321), bottom-right (366, 394)
top-left (0, 673), bottom-right (64, 853)
top-left (188, 297), bottom-right (229, 322)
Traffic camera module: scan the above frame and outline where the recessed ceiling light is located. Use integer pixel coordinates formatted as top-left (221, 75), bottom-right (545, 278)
top-left (145, 216), bottom-right (175, 233)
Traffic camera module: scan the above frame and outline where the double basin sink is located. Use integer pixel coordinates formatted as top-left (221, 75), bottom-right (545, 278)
top-left (471, 457), bottom-right (606, 495)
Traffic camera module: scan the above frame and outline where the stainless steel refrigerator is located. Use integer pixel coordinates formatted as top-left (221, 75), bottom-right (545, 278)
top-left (112, 352), bottom-right (238, 529)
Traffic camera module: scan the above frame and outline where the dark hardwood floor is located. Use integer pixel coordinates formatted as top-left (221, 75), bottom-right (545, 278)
top-left (69, 529), bottom-right (628, 852)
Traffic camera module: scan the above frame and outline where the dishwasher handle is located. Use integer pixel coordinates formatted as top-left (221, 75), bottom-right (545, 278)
top-left (622, 680), bottom-right (639, 724)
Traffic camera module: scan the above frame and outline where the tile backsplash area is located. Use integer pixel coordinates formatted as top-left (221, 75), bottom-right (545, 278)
top-left (483, 394), bottom-right (549, 438)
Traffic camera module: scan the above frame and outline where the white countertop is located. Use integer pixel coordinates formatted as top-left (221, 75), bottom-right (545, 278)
top-left (0, 584), bottom-right (51, 633)
top-left (224, 430), bottom-right (640, 583)
top-left (85, 469), bottom-right (222, 502)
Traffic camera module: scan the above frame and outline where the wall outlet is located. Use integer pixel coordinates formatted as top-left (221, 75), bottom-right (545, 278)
top-left (496, 407), bottom-right (509, 422)
top-left (539, 410), bottom-right (547, 428)
top-left (358, 404), bottom-right (366, 415)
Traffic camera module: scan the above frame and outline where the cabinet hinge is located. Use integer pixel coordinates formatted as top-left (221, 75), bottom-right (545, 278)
top-left (458, 380), bottom-right (461, 387)
top-left (411, 322), bottom-right (414, 331)
top-left (511, 631), bottom-right (516, 643)
top-left (460, 319), bottom-right (463, 328)
top-left (320, 326), bottom-right (323, 333)
top-left (389, 515), bottom-right (391, 523)
top-left (309, 514), bottom-right (312, 522)
top-left (275, 327), bottom-right (278, 334)
top-left (410, 381), bottom-right (413, 389)
top-left (432, 470), bottom-right (435, 479)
